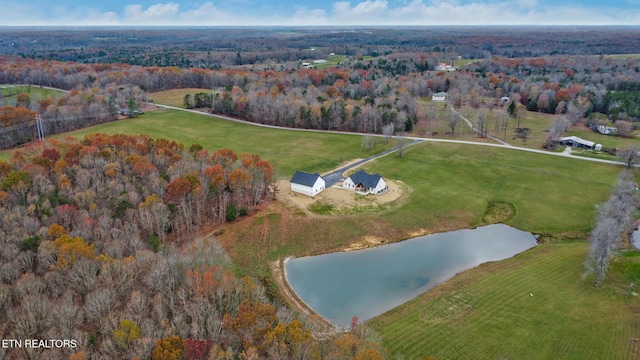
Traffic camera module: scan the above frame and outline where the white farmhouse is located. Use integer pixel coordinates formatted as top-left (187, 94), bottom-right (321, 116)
top-left (343, 170), bottom-right (388, 195)
top-left (290, 171), bottom-right (326, 197)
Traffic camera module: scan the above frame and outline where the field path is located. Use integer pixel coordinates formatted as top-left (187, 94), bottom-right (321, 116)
top-left (151, 103), bottom-right (625, 167)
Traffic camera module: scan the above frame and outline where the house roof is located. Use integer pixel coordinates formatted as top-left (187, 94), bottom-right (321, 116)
top-left (347, 170), bottom-right (383, 189)
top-left (558, 136), bottom-right (595, 148)
top-left (433, 92), bottom-right (447, 97)
top-left (291, 171), bottom-right (324, 187)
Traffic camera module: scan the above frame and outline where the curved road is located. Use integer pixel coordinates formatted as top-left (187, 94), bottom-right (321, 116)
top-left (150, 103), bottom-right (626, 180)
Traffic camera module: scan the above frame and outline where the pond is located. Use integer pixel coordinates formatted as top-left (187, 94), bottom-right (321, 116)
top-left (284, 224), bottom-right (537, 329)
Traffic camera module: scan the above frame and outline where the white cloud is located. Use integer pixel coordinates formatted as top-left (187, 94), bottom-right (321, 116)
top-left (123, 3), bottom-right (180, 24)
top-left (333, 0), bottom-right (389, 19)
top-left (0, 0), bottom-right (637, 26)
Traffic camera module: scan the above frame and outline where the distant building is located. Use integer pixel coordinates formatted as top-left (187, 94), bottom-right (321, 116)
top-left (432, 92), bottom-right (447, 102)
top-left (595, 124), bottom-right (618, 135)
top-left (313, 59), bottom-right (328, 64)
top-left (435, 63), bottom-right (455, 72)
top-left (556, 136), bottom-right (601, 150)
top-left (343, 170), bottom-right (388, 195)
top-left (290, 171), bottom-right (326, 197)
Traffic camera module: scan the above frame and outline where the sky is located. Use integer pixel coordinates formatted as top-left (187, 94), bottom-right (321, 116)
top-left (0, 0), bottom-right (639, 26)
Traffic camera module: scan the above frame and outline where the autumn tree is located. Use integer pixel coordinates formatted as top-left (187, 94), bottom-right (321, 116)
top-left (152, 335), bottom-right (184, 360)
top-left (264, 320), bottom-right (312, 359)
top-left (114, 318), bottom-right (141, 350)
top-left (52, 235), bottom-right (96, 270)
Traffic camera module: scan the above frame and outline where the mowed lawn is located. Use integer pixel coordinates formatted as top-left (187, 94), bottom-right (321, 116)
top-left (359, 141), bottom-right (619, 234)
top-left (2, 108), bottom-right (391, 178)
top-left (369, 242), bottom-right (640, 360)
top-left (149, 88), bottom-right (209, 108)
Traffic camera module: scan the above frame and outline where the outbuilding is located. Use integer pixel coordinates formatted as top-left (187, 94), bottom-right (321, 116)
top-left (432, 92), bottom-right (447, 102)
top-left (290, 171), bottom-right (326, 197)
top-left (556, 136), bottom-right (601, 150)
top-left (343, 170), bottom-right (388, 195)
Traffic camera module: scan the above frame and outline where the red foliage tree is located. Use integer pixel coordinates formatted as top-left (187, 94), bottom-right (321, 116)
top-left (183, 339), bottom-right (213, 360)
top-left (165, 177), bottom-right (192, 204)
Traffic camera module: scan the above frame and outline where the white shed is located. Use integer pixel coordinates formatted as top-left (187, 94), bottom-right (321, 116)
top-left (432, 92), bottom-right (447, 102)
top-left (290, 171), bottom-right (326, 197)
top-left (343, 170), bottom-right (388, 195)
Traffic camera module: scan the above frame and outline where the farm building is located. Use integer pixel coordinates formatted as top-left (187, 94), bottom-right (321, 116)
top-left (432, 92), bottom-right (447, 102)
top-left (343, 170), bottom-right (388, 195)
top-left (556, 136), bottom-right (602, 150)
top-left (290, 171), bottom-right (326, 197)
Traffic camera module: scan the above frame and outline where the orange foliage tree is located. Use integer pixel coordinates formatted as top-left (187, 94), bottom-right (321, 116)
top-left (52, 235), bottom-right (96, 270)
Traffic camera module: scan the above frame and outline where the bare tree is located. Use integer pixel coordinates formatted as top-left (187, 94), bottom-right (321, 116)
top-left (475, 109), bottom-right (489, 138)
top-left (362, 135), bottom-right (377, 151)
top-left (586, 170), bottom-right (637, 286)
top-left (544, 117), bottom-right (571, 149)
top-left (617, 147), bottom-right (640, 169)
top-left (382, 123), bottom-right (394, 142)
top-left (394, 133), bottom-right (411, 158)
top-left (446, 108), bottom-right (460, 135)
top-left (616, 121), bottom-right (633, 138)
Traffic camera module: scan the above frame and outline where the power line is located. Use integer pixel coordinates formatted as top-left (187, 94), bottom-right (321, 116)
top-left (35, 114), bottom-right (44, 141)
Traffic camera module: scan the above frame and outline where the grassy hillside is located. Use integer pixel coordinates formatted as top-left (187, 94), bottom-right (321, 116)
top-left (0, 108), bottom-right (391, 177)
top-left (221, 141), bottom-right (619, 280)
top-left (369, 242), bottom-right (640, 360)
top-left (0, 84), bottom-right (67, 105)
top-left (360, 141), bottom-right (617, 234)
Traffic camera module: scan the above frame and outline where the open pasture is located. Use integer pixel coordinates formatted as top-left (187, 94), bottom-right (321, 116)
top-left (369, 242), bottom-right (640, 360)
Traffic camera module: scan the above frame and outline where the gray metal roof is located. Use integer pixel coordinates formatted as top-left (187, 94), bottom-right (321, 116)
top-left (347, 170), bottom-right (383, 189)
top-left (290, 171), bottom-right (324, 187)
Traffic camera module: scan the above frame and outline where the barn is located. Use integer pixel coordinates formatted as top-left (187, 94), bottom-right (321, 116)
top-left (556, 136), bottom-right (600, 150)
top-left (290, 171), bottom-right (326, 197)
top-left (343, 170), bottom-right (388, 195)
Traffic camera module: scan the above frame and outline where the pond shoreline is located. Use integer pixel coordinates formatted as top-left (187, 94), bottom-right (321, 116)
top-left (283, 224), bottom-right (538, 328)
top-left (270, 258), bottom-right (340, 335)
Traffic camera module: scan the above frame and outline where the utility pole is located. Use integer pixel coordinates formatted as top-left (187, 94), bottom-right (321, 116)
top-left (35, 114), bottom-right (44, 141)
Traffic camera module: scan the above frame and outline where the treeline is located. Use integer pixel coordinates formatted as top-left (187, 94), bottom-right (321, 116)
top-left (5, 27), bottom-right (640, 66)
top-left (463, 55), bottom-right (640, 121)
top-left (2, 51), bottom-right (640, 139)
top-left (0, 83), bottom-right (147, 149)
top-left (0, 135), bottom-right (393, 359)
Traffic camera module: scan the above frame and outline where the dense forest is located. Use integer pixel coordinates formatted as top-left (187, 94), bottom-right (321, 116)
top-left (0, 134), bottom-right (391, 359)
top-left (1, 45), bottom-right (639, 149)
top-left (2, 27), bottom-right (640, 66)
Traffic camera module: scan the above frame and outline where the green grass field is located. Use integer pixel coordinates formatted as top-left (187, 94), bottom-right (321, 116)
top-left (0, 84), bottom-right (67, 106)
top-left (149, 88), bottom-right (208, 108)
top-left (0, 108), bottom-right (392, 178)
top-left (369, 242), bottom-right (640, 360)
top-left (363, 141), bottom-right (618, 234)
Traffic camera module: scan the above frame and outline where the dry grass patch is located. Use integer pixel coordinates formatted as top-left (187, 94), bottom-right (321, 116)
top-left (276, 179), bottom-right (408, 216)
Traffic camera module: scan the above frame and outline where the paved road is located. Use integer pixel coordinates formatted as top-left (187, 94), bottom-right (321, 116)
top-left (322, 140), bottom-right (422, 186)
top-left (150, 103), bottom-right (627, 169)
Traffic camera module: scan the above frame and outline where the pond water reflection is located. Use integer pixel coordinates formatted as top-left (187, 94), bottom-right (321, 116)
top-left (285, 224), bottom-right (537, 328)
